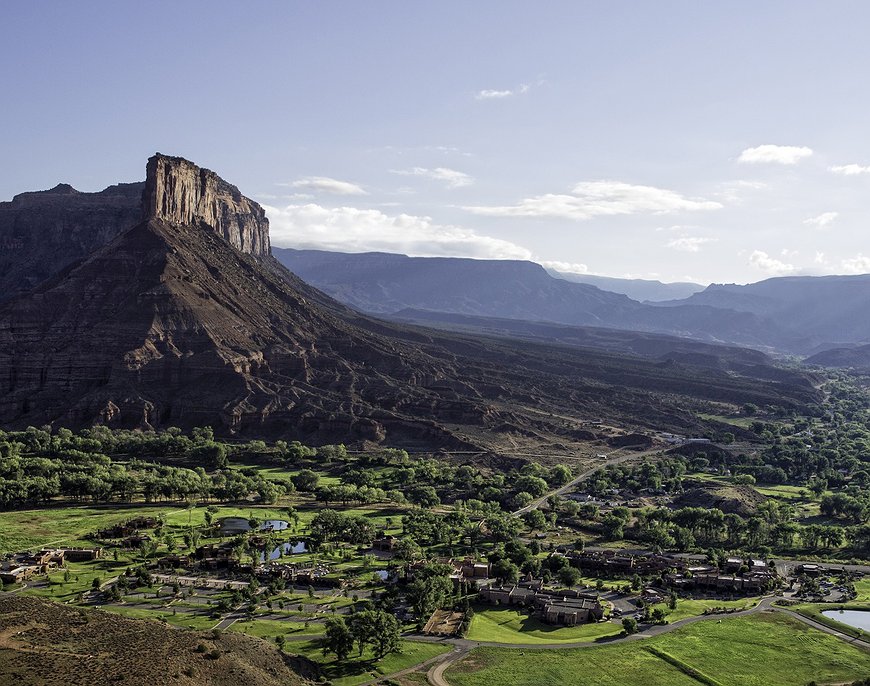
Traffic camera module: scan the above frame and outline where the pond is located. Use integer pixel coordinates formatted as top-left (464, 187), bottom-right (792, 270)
top-left (821, 609), bottom-right (870, 632)
top-left (218, 517), bottom-right (290, 535)
top-left (261, 540), bottom-right (308, 562)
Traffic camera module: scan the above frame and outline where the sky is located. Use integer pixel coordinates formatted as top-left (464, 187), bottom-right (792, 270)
top-left (2, 1), bottom-right (870, 285)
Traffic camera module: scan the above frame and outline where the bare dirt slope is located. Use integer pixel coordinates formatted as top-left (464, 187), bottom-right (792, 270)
top-left (0, 594), bottom-right (310, 686)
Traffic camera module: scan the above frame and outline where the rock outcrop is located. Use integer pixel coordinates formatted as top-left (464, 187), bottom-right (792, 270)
top-left (0, 182), bottom-right (143, 301)
top-left (0, 154), bottom-right (271, 304)
top-left (144, 154), bottom-right (270, 257)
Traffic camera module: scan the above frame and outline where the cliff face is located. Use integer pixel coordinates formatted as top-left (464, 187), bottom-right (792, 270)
top-left (144, 154), bottom-right (270, 257)
top-left (0, 182), bottom-right (144, 301)
top-left (0, 154), bottom-right (271, 304)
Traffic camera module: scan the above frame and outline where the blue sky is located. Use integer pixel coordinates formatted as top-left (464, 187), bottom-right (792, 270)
top-left (3, 1), bottom-right (870, 284)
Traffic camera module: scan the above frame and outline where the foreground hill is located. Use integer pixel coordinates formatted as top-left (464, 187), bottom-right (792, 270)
top-left (0, 594), bottom-right (310, 686)
top-left (272, 248), bottom-right (779, 349)
top-left (657, 274), bottom-right (870, 354)
top-left (0, 155), bottom-right (820, 451)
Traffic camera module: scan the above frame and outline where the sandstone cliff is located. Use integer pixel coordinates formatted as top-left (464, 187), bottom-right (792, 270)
top-left (144, 154), bottom-right (270, 257)
top-left (0, 154), bottom-right (271, 303)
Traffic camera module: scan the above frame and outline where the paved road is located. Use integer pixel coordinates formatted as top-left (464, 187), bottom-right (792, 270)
top-left (513, 447), bottom-right (663, 516)
top-left (212, 610), bottom-right (247, 631)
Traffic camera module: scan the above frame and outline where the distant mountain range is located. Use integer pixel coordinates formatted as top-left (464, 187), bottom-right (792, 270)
top-left (655, 275), bottom-right (870, 354)
top-left (272, 248), bottom-right (780, 350)
top-left (273, 248), bottom-right (870, 356)
top-left (546, 269), bottom-right (704, 302)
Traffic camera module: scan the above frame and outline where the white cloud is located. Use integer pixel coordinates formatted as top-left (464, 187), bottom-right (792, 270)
top-left (803, 211), bottom-right (839, 229)
top-left (540, 260), bottom-right (588, 274)
top-left (264, 203), bottom-right (532, 260)
top-left (465, 181), bottom-right (722, 221)
top-left (814, 251), bottom-right (827, 264)
top-left (738, 144), bottom-right (813, 165)
top-left (665, 236), bottom-right (717, 252)
top-left (841, 254), bottom-right (870, 275)
top-left (475, 84), bottom-right (530, 100)
top-left (391, 167), bottom-right (474, 188)
top-left (829, 163), bottom-right (870, 175)
top-left (715, 179), bottom-right (769, 202)
top-left (748, 250), bottom-right (796, 275)
top-left (281, 176), bottom-right (367, 196)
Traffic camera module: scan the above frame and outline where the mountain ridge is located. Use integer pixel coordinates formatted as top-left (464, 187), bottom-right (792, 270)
top-left (0, 155), bottom-right (820, 450)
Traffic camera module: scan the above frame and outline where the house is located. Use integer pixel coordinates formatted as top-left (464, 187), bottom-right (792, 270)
top-left (0, 564), bottom-right (39, 585)
top-left (724, 557), bottom-right (744, 573)
top-left (60, 547), bottom-right (103, 562)
top-left (479, 584), bottom-right (604, 626)
top-left (540, 597), bottom-right (603, 626)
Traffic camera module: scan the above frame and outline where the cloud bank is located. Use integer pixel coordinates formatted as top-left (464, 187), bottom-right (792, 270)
top-left (282, 176), bottom-right (367, 196)
top-left (391, 166), bottom-right (474, 188)
top-left (738, 145), bottom-right (813, 165)
top-left (465, 181), bottom-right (722, 220)
top-left (475, 84), bottom-right (530, 100)
top-left (749, 250), bottom-right (796, 275)
top-left (264, 203), bottom-right (532, 259)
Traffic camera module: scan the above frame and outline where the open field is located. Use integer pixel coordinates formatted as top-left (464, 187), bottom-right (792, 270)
top-left (697, 413), bottom-right (755, 428)
top-left (467, 607), bottom-right (622, 644)
top-left (447, 613), bottom-right (870, 686)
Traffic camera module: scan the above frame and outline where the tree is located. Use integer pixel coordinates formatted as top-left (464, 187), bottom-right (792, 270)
top-left (557, 565), bottom-right (581, 588)
top-left (491, 559), bottom-right (519, 585)
top-left (622, 617), bottom-right (638, 635)
top-left (292, 469), bottom-right (320, 492)
top-left (347, 610), bottom-right (400, 659)
top-left (514, 475), bottom-right (548, 498)
top-left (523, 509), bottom-right (547, 533)
top-left (322, 616), bottom-right (354, 661)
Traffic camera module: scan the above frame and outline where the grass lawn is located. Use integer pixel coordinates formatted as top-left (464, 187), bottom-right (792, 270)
top-left (466, 607), bottom-right (622, 644)
top-left (97, 604), bottom-right (217, 630)
top-left (0, 505), bottom-right (183, 550)
top-left (448, 613), bottom-right (870, 686)
top-left (230, 618), bottom-right (325, 638)
top-left (658, 597), bottom-right (760, 622)
top-left (290, 638), bottom-right (450, 686)
top-left (855, 578), bottom-right (870, 602)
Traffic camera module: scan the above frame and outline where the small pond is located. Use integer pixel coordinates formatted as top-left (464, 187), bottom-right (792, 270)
top-left (821, 609), bottom-right (870, 632)
top-left (261, 540), bottom-right (309, 562)
top-left (218, 517), bottom-right (290, 535)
